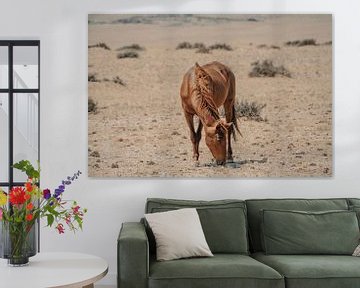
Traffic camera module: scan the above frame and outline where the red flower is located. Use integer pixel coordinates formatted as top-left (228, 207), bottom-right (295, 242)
top-left (56, 223), bottom-right (65, 234)
top-left (26, 203), bottom-right (34, 210)
top-left (9, 187), bottom-right (26, 205)
top-left (65, 214), bottom-right (71, 225)
top-left (72, 205), bottom-right (80, 215)
top-left (25, 182), bottom-right (33, 192)
top-left (24, 193), bottom-right (31, 200)
top-left (26, 214), bottom-right (33, 221)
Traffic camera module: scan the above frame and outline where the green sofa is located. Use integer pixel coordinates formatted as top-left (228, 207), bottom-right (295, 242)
top-left (118, 198), bottom-right (360, 288)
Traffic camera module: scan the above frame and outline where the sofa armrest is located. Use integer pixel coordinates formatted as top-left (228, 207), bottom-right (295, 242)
top-left (118, 222), bottom-right (149, 288)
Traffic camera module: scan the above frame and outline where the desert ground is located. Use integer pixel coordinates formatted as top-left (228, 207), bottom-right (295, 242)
top-left (88, 14), bottom-right (332, 177)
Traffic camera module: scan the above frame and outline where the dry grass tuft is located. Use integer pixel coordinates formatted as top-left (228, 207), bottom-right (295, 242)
top-left (193, 42), bottom-right (206, 49)
top-left (176, 42), bottom-right (233, 51)
top-left (196, 47), bottom-right (211, 54)
top-left (113, 76), bottom-right (126, 86)
top-left (234, 100), bottom-right (267, 121)
top-left (176, 42), bottom-right (193, 49)
top-left (88, 73), bottom-right (100, 82)
top-left (249, 60), bottom-right (291, 78)
top-left (117, 44), bottom-right (145, 51)
top-left (117, 51), bottom-right (139, 59)
top-left (88, 98), bottom-right (98, 113)
top-left (208, 43), bottom-right (233, 51)
top-left (88, 42), bottom-right (111, 50)
top-left (285, 39), bottom-right (317, 47)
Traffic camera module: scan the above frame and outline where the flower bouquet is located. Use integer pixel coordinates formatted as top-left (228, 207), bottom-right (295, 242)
top-left (0, 160), bottom-right (87, 266)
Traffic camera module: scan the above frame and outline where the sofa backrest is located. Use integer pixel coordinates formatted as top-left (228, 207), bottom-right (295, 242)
top-left (145, 198), bottom-right (249, 254)
top-left (245, 198), bottom-right (349, 252)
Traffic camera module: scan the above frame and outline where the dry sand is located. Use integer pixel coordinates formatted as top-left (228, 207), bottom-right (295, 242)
top-left (88, 14), bottom-right (332, 177)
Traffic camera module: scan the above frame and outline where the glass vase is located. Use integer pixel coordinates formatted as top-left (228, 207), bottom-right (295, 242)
top-left (0, 220), bottom-right (37, 266)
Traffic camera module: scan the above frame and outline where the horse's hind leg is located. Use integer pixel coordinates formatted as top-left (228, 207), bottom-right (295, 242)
top-left (224, 101), bottom-right (234, 161)
top-left (184, 112), bottom-right (202, 164)
top-left (224, 71), bottom-right (238, 162)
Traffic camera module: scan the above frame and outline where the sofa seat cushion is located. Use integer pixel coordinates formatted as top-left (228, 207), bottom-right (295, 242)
top-left (252, 252), bottom-right (360, 288)
top-left (149, 254), bottom-right (284, 288)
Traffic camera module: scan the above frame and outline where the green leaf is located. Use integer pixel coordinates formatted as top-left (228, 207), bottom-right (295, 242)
top-left (47, 214), bottom-right (54, 227)
top-left (12, 160), bottom-right (40, 180)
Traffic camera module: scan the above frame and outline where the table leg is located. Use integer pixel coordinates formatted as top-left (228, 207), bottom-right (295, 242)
top-left (82, 284), bottom-right (94, 288)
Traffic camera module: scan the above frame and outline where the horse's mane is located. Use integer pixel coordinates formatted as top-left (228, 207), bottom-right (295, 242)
top-left (193, 71), bottom-right (220, 122)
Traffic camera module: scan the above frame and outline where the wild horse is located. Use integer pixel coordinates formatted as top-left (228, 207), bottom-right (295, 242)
top-left (180, 61), bottom-right (240, 165)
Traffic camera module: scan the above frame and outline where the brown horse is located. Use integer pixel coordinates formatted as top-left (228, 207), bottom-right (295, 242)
top-left (180, 61), bottom-right (240, 165)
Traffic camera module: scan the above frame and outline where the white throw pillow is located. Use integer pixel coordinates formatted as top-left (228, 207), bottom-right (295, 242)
top-left (145, 208), bottom-right (213, 261)
top-left (353, 244), bottom-right (360, 256)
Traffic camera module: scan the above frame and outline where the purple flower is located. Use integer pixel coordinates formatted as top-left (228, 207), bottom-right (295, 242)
top-left (43, 189), bottom-right (51, 200)
top-left (54, 189), bottom-right (63, 198)
top-left (54, 171), bottom-right (82, 199)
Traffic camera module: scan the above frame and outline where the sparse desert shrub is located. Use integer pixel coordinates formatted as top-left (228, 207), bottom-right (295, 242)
top-left (193, 42), bottom-right (206, 49)
top-left (88, 73), bottom-right (100, 82)
top-left (235, 100), bottom-right (266, 121)
top-left (196, 47), bottom-right (211, 54)
top-left (117, 44), bottom-right (145, 51)
top-left (285, 39), bottom-right (317, 47)
top-left (270, 45), bottom-right (280, 49)
top-left (117, 51), bottom-right (139, 59)
top-left (88, 42), bottom-right (111, 50)
top-left (249, 60), bottom-right (291, 78)
top-left (323, 41), bottom-right (332, 45)
top-left (88, 98), bottom-right (98, 113)
top-left (90, 150), bottom-right (100, 157)
top-left (257, 44), bottom-right (267, 49)
top-left (176, 41), bottom-right (233, 52)
top-left (247, 17), bottom-right (258, 22)
top-left (257, 44), bottom-right (280, 50)
top-left (113, 76), bottom-right (125, 86)
top-left (208, 43), bottom-right (233, 51)
top-left (176, 42), bottom-right (193, 49)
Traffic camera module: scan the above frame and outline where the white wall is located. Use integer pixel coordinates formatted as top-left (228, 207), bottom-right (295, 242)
top-left (1, 0), bottom-right (360, 285)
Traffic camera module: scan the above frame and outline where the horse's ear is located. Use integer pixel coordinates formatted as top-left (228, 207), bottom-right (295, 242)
top-left (216, 121), bottom-right (233, 133)
top-left (195, 62), bottom-right (208, 78)
top-left (222, 122), bottom-right (233, 130)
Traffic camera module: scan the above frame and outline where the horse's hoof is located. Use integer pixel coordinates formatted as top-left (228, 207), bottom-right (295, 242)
top-left (227, 156), bottom-right (234, 163)
top-left (194, 161), bottom-right (200, 167)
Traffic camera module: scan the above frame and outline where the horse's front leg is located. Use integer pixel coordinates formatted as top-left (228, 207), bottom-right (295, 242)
top-left (184, 112), bottom-right (201, 164)
top-left (227, 130), bottom-right (233, 162)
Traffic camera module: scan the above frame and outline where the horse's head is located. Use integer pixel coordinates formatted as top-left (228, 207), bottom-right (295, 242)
top-left (204, 120), bottom-right (233, 165)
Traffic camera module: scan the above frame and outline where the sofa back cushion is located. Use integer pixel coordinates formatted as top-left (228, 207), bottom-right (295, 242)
top-left (246, 198), bottom-right (349, 252)
top-left (145, 198), bottom-right (249, 254)
top-left (261, 209), bottom-right (359, 255)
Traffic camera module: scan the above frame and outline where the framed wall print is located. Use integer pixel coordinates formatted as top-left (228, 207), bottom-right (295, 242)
top-left (88, 14), bottom-right (332, 177)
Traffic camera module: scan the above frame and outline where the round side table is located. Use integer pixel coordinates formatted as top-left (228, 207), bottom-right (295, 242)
top-left (0, 252), bottom-right (108, 288)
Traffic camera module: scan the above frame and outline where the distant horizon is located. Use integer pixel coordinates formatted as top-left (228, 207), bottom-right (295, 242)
top-left (88, 14), bottom-right (331, 26)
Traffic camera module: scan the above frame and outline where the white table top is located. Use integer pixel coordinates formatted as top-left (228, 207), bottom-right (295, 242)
top-left (0, 252), bottom-right (108, 288)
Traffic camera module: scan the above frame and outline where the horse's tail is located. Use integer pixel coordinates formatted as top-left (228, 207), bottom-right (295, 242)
top-left (232, 105), bottom-right (242, 141)
top-left (228, 71), bottom-right (242, 141)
